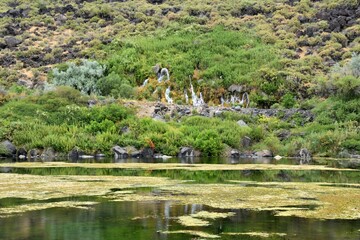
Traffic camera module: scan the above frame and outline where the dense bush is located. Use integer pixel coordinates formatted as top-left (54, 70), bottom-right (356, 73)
top-left (52, 60), bottom-right (105, 95)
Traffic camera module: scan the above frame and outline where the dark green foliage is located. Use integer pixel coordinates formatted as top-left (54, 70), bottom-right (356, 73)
top-left (281, 93), bottom-right (296, 108)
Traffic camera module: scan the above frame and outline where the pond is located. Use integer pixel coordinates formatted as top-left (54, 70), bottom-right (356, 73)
top-left (0, 157), bottom-right (359, 239)
top-left (0, 198), bottom-right (359, 240)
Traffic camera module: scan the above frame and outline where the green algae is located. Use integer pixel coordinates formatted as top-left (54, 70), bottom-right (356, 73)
top-left (191, 210), bottom-right (235, 219)
top-left (177, 215), bottom-right (210, 226)
top-left (161, 230), bottom-right (220, 239)
top-left (0, 201), bottom-right (97, 218)
top-left (223, 232), bottom-right (287, 238)
top-left (1, 172), bottom-right (360, 220)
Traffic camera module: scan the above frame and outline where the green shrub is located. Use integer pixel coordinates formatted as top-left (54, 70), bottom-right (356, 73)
top-left (194, 129), bottom-right (223, 156)
top-left (281, 93), bottom-right (296, 108)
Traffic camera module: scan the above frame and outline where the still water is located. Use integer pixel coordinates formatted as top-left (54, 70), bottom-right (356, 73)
top-left (0, 199), bottom-right (359, 240)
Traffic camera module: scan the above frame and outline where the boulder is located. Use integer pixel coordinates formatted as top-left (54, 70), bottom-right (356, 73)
top-left (178, 147), bottom-right (194, 158)
top-left (16, 147), bottom-right (27, 159)
top-left (254, 149), bottom-right (273, 158)
top-left (68, 148), bottom-right (80, 160)
top-left (0, 140), bottom-right (17, 157)
top-left (141, 147), bottom-right (154, 158)
top-left (112, 146), bottom-right (128, 159)
top-left (28, 149), bottom-right (40, 159)
top-left (241, 136), bottom-right (252, 148)
top-left (4, 36), bottom-right (22, 48)
top-left (41, 148), bottom-right (56, 161)
top-left (297, 148), bottom-right (311, 164)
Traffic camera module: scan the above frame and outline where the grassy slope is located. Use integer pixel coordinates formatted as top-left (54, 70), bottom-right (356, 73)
top-left (0, 0), bottom-right (359, 157)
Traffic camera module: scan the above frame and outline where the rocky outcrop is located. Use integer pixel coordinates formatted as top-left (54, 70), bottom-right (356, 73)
top-left (112, 146), bottom-right (154, 159)
top-left (151, 103), bottom-right (314, 124)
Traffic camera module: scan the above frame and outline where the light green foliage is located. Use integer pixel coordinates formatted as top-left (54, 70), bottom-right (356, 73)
top-left (329, 53), bottom-right (360, 98)
top-left (104, 27), bottom-right (280, 88)
top-left (52, 60), bottom-right (105, 95)
top-left (194, 130), bottom-right (223, 156)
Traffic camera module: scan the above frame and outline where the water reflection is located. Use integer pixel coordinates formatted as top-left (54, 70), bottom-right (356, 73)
top-left (0, 200), bottom-right (358, 240)
top-left (0, 156), bottom-right (319, 165)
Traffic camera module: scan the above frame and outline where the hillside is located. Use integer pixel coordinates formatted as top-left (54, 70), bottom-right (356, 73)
top-left (0, 0), bottom-right (359, 158)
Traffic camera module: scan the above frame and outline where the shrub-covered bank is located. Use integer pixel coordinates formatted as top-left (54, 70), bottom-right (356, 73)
top-left (0, 86), bottom-right (359, 159)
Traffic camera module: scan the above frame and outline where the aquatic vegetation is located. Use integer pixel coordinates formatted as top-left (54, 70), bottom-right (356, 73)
top-left (0, 201), bottom-right (98, 218)
top-left (191, 210), bottom-right (235, 219)
top-left (223, 232), bottom-right (287, 238)
top-left (177, 216), bottom-right (210, 226)
top-left (161, 230), bottom-right (220, 239)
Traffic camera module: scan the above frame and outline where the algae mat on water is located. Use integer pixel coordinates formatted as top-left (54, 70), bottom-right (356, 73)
top-left (1, 174), bottom-right (360, 220)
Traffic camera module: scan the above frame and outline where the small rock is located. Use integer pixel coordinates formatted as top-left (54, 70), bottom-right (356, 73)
top-left (230, 149), bottom-right (240, 158)
top-left (274, 155), bottom-right (282, 160)
top-left (237, 120), bottom-right (248, 127)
